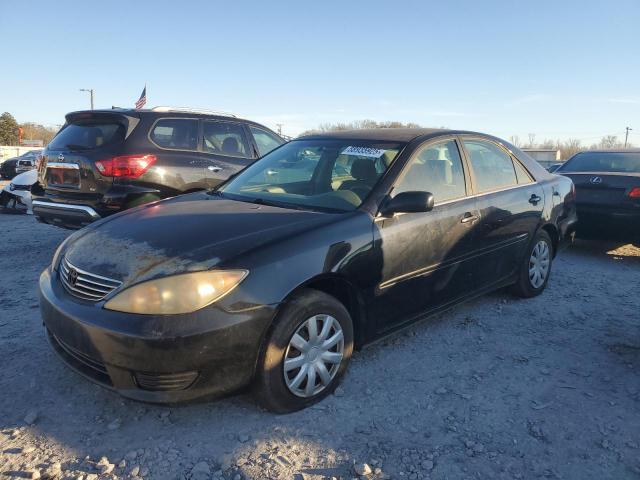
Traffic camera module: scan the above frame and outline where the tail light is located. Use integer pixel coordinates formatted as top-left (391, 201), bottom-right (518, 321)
top-left (629, 187), bottom-right (640, 198)
top-left (95, 154), bottom-right (156, 178)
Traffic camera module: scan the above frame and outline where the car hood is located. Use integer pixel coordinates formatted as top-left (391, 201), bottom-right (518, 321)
top-left (65, 192), bottom-right (337, 286)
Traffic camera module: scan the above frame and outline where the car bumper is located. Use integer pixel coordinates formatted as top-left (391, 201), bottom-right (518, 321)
top-left (33, 184), bottom-right (162, 229)
top-left (39, 267), bottom-right (277, 403)
top-left (576, 204), bottom-right (640, 231)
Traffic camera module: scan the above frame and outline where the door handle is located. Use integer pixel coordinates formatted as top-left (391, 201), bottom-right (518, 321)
top-left (529, 194), bottom-right (542, 205)
top-left (461, 212), bottom-right (480, 224)
top-left (208, 165), bottom-right (222, 173)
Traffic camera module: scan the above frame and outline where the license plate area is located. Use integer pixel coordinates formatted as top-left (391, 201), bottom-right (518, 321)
top-left (46, 163), bottom-right (80, 188)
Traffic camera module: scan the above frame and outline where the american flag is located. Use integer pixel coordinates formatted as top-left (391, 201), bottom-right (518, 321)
top-left (135, 86), bottom-right (147, 109)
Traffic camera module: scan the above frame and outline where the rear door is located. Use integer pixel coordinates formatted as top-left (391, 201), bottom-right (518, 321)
top-left (38, 113), bottom-right (134, 204)
top-left (460, 137), bottom-right (544, 288)
top-left (201, 120), bottom-right (255, 188)
top-left (146, 117), bottom-right (205, 194)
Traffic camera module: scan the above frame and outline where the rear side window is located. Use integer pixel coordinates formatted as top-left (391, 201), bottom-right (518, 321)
top-left (49, 122), bottom-right (124, 150)
top-left (464, 139), bottom-right (518, 193)
top-left (150, 118), bottom-right (198, 150)
top-left (203, 121), bottom-right (251, 158)
top-left (249, 126), bottom-right (283, 157)
top-left (513, 159), bottom-right (533, 184)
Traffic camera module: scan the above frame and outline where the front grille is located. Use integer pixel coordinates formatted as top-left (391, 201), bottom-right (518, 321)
top-left (134, 371), bottom-right (199, 391)
top-left (60, 257), bottom-right (122, 301)
top-left (11, 184), bottom-right (31, 191)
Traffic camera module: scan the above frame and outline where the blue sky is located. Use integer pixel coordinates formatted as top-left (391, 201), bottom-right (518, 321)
top-left (1, 0), bottom-right (639, 143)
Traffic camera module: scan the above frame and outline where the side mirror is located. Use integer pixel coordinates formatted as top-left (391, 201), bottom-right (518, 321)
top-left (380, 191), bottom-right (435, 216)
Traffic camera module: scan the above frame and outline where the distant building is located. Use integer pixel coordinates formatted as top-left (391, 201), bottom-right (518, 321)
top-left (521, 148), bottom-right (561, 169)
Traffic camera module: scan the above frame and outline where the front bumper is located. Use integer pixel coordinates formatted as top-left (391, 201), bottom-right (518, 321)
top-left (39, 267), bottom-right (277, 403)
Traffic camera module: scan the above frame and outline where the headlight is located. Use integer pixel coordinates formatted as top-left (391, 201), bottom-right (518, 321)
top-left (103, 270), bottom-right (248, 315)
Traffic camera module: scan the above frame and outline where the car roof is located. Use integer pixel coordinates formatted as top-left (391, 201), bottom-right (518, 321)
top-left (65, 108), bottom-right (270, 129)
top-left (575, 149), bottom-right (640, 154)
top-left (298, 128), bottom-right (448, 142)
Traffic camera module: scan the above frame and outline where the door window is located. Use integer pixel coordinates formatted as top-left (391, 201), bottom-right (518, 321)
top-left (150, 118), bottom-right (198, 150)
top-left (249, 126), bottom-right (283, 157)
top-left (393, 139), bottom-right (467, 203)
top-left (203, 121), bottom-right (251, 158)
top-left (463, 139), bottom-right (518, 193)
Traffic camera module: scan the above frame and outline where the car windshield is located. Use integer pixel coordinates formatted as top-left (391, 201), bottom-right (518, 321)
top-left (48, 121), bottom-right (125, 151)
top-left (559, 152), bottom-right (640, 173)
top-left (219, 139), bottom-right (404, 212)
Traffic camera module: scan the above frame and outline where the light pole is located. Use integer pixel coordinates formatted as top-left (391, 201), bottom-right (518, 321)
top-left (625, 127), bottom-right (632, 148)
top-left (79, 88), bottom-right (95, 110)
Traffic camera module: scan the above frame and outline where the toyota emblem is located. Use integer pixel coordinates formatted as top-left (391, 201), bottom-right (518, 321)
top-left (58, 153), bottom-right (65, 162)
top-left (67, 268), bottom-right (79, 286)
top-left (590, 176), bottom-right (603, 184)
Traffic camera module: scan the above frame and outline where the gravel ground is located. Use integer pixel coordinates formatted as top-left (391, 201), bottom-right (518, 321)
top-left (1, 213), bottom-right (639, 480)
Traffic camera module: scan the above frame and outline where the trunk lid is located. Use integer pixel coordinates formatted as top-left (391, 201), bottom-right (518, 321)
top-left (561, 172), bottom-right (640, 206)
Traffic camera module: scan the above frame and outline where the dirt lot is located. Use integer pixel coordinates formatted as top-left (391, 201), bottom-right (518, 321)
top-left (1, 214), bottom-right (639, 480)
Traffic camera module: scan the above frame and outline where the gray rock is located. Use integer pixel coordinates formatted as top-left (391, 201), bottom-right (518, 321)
top-left (24, 411), bottom-right (39, 425)
top-left (130, 465), bottom-right (140, 477)
top-left (191, 461), bottom-right (211, 479)
top-left (421, 460), bottom-right (434, 470)
top-left (354, 463), bottom-right (372, 476)
top-left (238, 433), bottom-right (250, 443)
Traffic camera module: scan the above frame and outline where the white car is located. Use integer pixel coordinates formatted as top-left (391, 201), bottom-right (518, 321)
top-left (0, 169), bottom-right (37, 214)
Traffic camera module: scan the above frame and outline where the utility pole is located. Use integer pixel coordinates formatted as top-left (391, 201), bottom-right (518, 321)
top-left (625, 126), bottom-right (632, 148)
top-left (276, 123), bottom-right (283, 136)
top-left (79, 88), bottom-right (95, 110)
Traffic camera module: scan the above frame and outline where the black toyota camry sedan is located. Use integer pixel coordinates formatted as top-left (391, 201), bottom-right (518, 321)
top-left (40, 128), bottom-right (577, 412)
top-left (555, 149), bottom-right (640, 239)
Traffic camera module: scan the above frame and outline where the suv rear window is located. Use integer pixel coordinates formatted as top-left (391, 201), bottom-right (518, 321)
top-left (150, 118), bottom-right (199, 150)
top-left (49, 121), bottom-right (125, 150)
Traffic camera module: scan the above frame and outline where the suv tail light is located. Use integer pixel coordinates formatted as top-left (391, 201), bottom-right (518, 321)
top-left (629, 187), bottom-right (640, 198)
top-left (95, 154), bottom-right (156, 178)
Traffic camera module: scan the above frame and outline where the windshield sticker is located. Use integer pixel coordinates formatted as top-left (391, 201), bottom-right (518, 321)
top-left (341, 146), bottom-right (386, 158)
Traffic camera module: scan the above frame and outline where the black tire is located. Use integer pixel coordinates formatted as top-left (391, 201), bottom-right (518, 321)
top-left (254, 288), bottom-right (354, 413)
top-left (511, 229), bottom-right (554, 298)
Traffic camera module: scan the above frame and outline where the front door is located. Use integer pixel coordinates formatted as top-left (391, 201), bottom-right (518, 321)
top-left (369, 138), bottom-right (480, 333)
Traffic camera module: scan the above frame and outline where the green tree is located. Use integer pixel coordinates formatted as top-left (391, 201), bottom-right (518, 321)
top-left (0, 112), bottom-right (19, 145)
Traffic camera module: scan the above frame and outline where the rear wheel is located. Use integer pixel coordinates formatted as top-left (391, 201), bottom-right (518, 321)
top-left (512, 229), bottom-right (553, 298)
top-left (254, 289), bottom-right (353, 413)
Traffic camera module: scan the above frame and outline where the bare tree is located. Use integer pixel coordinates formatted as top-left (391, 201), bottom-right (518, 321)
top-left (509, 135), bottom-right (521, 147)
top-left (300, 119), bottom-right (422, 137)
top-left (528, 133), bottom-right (536, 148)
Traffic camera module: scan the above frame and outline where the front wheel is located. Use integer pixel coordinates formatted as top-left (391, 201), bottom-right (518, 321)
top-left (511, 230), bottom-right (553, 298)
top-left (254, 289), bottom-right (354, 413)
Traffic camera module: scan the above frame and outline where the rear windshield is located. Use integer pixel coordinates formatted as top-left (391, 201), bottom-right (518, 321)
top-left (48, 121), bottom-right (125, 151)
top-left (559, 152), bottom-right (640, 173)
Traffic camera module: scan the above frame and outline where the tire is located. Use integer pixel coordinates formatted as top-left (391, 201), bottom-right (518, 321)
top-left (254, 288), bottom-right (354, 413)
top-left (511, 229), bottom-right (553, 298)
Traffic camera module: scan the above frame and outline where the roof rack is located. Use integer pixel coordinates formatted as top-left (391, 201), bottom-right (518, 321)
top-left (151, 106), bottom-right (237, 118)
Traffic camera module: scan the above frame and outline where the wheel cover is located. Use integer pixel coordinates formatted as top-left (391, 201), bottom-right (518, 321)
top-left (529, 240), bottom-right (550, 288)
top-left (283, 314), bottom-right (344, 398)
